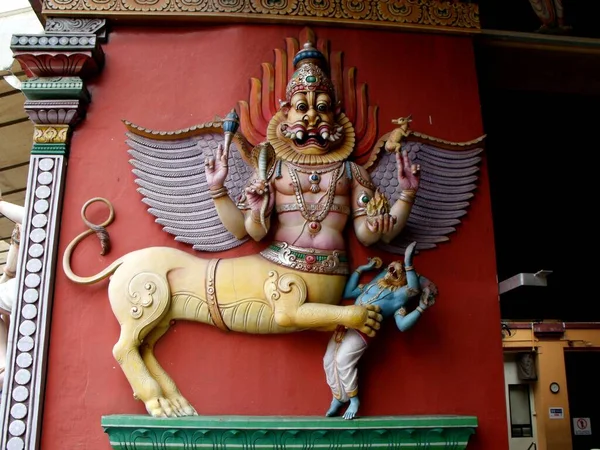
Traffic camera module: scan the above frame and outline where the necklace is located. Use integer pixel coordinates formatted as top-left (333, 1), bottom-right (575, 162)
top-left (359, 287), bottom-right (387, 305)
top-left (288, 163), bottom-right (341, 235)
top-left (287, 161), bottom-right (342, 193)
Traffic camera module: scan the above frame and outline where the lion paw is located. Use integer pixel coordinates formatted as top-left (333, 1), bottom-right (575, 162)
top-left (345, 304), bottom-right (382, 337)
top-left (145, 397), bottom-right (182, 418)
top-left (168, 394), bottom-right (198, 417)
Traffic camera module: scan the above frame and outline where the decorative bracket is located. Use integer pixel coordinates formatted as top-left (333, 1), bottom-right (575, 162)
top-left (10, 34), bottom-right (105, 78)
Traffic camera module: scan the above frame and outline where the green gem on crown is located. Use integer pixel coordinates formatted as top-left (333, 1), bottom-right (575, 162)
top-left (306, 75), bottom-right (317, 82)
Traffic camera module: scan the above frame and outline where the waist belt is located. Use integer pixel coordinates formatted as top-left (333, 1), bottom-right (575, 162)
top-left (260, 241), bottom-right (349, 275)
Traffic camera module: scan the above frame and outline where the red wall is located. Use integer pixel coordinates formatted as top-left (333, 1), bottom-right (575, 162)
top-left (43, 24), bottom-right (507, 449)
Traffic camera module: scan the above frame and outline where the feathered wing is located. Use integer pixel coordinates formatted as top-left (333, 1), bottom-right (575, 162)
top-left (367, 133), bottom-right (485, 255)
top-left (123, 120), bottom-right (254, 252)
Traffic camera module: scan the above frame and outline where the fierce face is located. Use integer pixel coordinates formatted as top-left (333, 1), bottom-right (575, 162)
top-left (378, 261), bottom-right (407, 290)
top-left (279, 90), bottom-right (343, 155)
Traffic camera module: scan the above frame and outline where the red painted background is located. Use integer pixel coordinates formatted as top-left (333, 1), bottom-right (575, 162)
top-left (43, 24), bottom-right (507, 449)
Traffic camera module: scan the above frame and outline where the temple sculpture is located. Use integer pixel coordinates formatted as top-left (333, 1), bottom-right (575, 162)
top-left (324, 242), bottom-right (437, 419)
top-left (62, 39), bottom-right (484, 418)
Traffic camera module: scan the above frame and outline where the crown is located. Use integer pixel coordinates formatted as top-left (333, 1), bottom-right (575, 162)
top-left (285, 42), bottom-right (335, 102)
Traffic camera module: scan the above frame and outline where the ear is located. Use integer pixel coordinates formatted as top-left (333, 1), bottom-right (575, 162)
top-left (334, 101), bottom-right (342, 115)
top-left (279, 100), bottom-right (290, 114)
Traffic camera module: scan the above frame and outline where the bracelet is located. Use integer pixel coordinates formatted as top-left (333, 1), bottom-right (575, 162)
top-left (353, 207), bottom-right (367, 218)
top-left (416, 306), bottom-right (424, 314)
top-left (354, 270), bottom-right (362, 276)
top-left (394, 307), bottom-right (407, 317)
top-left (209, 186), bottom-right (229, 199)
top-left (404, 265), bottom-right (414, 271)
top-left (399, 189), bottom-right (415, 204)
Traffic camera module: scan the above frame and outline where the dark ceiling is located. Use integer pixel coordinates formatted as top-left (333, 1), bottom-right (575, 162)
top-left (474, 3), bottom-right (600, 320)
top-left (479, 0), bottom-right (600, 38)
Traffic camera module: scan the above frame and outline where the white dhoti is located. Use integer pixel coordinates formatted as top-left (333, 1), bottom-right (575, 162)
top-left (323, 327), bottom-right (369, 402)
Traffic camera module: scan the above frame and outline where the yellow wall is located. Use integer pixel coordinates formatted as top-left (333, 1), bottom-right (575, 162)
top-left (503, 326), bottom-right (600, 450)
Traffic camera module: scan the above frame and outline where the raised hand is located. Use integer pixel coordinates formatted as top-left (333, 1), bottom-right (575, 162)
top-left (419, 287), bottom-right (435, 310)
top-left (404, 241), bottom-right (417, 267)
top-left (245, 179), bottom-right (275, 217)
top-left (396, 150), bottom-right (420, 192)
top-left (205, 143), bottom-right (229, 190)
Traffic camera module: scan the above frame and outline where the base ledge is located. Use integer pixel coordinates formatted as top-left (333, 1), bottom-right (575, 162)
top-left (102, 414), bottom-right (478, 449)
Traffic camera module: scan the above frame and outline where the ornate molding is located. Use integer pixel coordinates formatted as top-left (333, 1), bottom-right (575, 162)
top-left (42, 0), bottom-right (480, 33)
top-left (45, 18), bottom-right (108, 42)
top-left (0, 21), bottom-right (109, 450)
top-left (21, 77), bottom-right (90, 101)
top-left (10, 34), bottom-right (104, 78)
top-left (0, 156), bottom-right (67, 450)
top-left (33, 125), bottom-right (70, 144)
top-left (102, 415), bottom-right (478, 450)
top-left (25, 99), bottom-right (86, 126)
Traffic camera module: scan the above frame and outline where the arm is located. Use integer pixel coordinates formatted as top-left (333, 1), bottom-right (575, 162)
top-left (239, 177), bottom-right (274, 242)
top-left (351, 164), bottom-right (395, 246)
top-left (404, 241), bottom-right (420, 292)
top-left (395, 307), bottom-right (422, 332)
top-left (351, 155), bottom-right (419, 246)
top-left (394, 285), bottom-right (434, 332)
top-left (205, 145), bottom-right (273, 241)
top-left (344, 258), bottom-right (381, 299)
top-left (205, 144), bottom-right (247, 239)
top-left (381, 151), bottom-right (420, 244)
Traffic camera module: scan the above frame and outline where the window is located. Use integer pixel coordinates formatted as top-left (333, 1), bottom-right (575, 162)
top-left (508, 384), bottom-right (533, 437)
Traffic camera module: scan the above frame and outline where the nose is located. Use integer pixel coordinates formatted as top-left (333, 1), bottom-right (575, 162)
top-left (303, 108), bottom-right (321, 127)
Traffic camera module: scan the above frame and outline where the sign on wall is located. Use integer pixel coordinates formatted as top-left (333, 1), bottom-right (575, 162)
top-left (549, 407), bottom-right (564, 419)
top-left (573, 417), bottom-right (592, 435)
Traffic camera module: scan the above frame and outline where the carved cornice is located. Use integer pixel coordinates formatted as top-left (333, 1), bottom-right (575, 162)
top-left (102, 415), bottom-right (478, 450)
top-left (25, 99), bottom-right (86, 125)
top-left (45, 18), bottom-right (108, 42)
top-left (42, 0), bottom-right (480, 34)
top-left (10, 34), bottom-right (104, 78)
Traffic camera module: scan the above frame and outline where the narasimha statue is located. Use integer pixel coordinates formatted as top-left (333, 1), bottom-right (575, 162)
top-left (63, 36), bottom-right (484, 418)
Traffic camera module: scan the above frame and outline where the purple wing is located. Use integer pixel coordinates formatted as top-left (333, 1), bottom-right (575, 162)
top-left (369, 140), bottom-right (484, 255)
top-left (124, 121), bottom-right (253, 252)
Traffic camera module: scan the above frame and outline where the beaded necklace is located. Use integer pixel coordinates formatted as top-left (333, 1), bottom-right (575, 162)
top-left (287, 163), bottom-right (342, 235)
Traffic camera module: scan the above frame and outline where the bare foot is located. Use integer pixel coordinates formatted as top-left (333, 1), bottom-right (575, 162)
top-left (343, 397), bottom-right (360, 420)
top-left (326, 398), bottom-right (345, 417)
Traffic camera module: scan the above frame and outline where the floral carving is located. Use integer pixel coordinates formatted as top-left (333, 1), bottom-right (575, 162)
top-left (378, 0), bottom-right (423, 23)
top-left (43, 0), bottom-right (480, 31)
top-left (34, 126), bottom-right (70, 143)
top-left (251, 0), bottom-right (298, 14)
top-left (341, 0), bottom-right (373, 20)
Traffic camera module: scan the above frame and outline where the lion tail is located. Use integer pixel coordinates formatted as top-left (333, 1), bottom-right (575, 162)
top-left (62, 197), bottom-right (124, 285)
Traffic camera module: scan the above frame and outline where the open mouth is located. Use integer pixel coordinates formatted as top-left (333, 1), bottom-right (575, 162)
top-left (280, 124), bottom-right (340, 148)
top-left (293, 129), bottom-right (328, 147)
top-left (388, 265), bottom-right (398, 279)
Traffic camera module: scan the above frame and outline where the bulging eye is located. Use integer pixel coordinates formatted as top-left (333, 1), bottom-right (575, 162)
top-left (297, 103), bottom-right (308, 112)
top-left (317, 103), bottom-right (329, 112)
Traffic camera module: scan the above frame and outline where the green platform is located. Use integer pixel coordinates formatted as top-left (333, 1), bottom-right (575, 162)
top-left (102, 415), bottom-right (478, 449)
